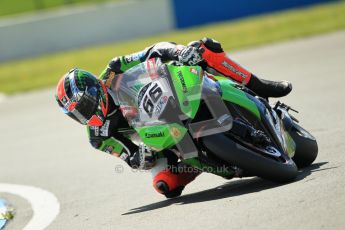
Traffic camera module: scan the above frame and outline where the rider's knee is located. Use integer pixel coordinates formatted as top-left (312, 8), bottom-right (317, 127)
top-left (152, 167), bottom-right (200, 198)
top-left (153, 169), bottom-right (181, 195)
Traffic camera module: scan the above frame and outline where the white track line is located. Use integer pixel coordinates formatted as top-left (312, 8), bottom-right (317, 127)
top-left (0, 183), bottom-right (60, 230)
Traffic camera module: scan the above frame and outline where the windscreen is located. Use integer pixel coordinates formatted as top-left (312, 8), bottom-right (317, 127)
top-left (111, 59), bottom-right (174, 128)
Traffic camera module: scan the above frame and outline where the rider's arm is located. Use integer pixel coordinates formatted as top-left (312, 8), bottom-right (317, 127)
top-left (87, 126), bottom-right (138, 166)
top-left (87, 127), bottom-right (157, 169)
top-left (99, 42), bottom-right (185, 80)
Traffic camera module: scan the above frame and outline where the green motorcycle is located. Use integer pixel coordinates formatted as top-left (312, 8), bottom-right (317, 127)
top-left (110, 58), bottom-right (318, 183)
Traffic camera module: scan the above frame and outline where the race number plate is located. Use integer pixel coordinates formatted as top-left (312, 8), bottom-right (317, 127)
top-left (138, 78), bottom-right (174, 122)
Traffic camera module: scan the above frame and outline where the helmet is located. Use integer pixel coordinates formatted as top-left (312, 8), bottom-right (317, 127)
top-left (55, 68), bottom-right (108, 126)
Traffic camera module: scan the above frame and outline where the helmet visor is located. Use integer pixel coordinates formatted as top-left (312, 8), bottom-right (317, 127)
top-left (69, 86), bottom-right (100, 125)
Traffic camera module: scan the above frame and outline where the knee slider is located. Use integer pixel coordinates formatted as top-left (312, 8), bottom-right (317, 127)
top-left (153, 170), bottom-right (179, 194)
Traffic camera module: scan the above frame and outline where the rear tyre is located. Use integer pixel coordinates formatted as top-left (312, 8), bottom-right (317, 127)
top-left (202, 134), bottom-right (298, 183)
top-left (289, 123), bottom-right (318, 168)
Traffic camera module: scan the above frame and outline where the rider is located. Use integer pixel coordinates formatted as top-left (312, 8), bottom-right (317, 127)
top-left (55, 38), bottom-right (292, 198)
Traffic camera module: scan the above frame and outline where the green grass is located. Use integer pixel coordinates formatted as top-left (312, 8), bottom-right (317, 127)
top-left (0, 0), bottom-right (119, 17)
top-left (1, 1), bottom-right (345, 94)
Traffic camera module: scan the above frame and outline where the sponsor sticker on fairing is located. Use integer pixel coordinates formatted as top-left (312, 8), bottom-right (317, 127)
top-left (189, 68), bottom-right (199, 75)
top-left (146, 58), bottom-right (158, 80)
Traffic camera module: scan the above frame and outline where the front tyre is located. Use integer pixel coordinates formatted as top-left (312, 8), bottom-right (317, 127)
top-left (202, 134), bottom-right (298, 183)
top-left (289, 123), bottom-right (318, 168)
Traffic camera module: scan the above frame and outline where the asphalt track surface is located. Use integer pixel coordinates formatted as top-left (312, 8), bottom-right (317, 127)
top-left (1, 31), bottom-right (345, 230)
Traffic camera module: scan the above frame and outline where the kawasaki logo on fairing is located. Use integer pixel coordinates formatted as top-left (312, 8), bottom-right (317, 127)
top-left (177, 71), bottom-right (188, 93)
top-left (222, 61), bottom-right (247, 79)
top-left (145, 132), bottom-right (165, 138)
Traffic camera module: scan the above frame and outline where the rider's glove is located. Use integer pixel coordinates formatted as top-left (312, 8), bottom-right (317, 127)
top-left (178, 46), bottom-right (203, 66)
top-left (129, 143), bottom-right (156, 170)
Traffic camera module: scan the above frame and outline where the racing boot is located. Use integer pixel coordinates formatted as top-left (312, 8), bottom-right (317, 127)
top-left (246, 75), bottom-right (292, 98)
top-left (189, 37), bottom-right (292, 98)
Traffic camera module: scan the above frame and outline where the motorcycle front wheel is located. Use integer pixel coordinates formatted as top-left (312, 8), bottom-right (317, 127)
top-left (289, 122), bottom-right (318, 168)
top-left (202, 134), bottom-right (298, 183)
